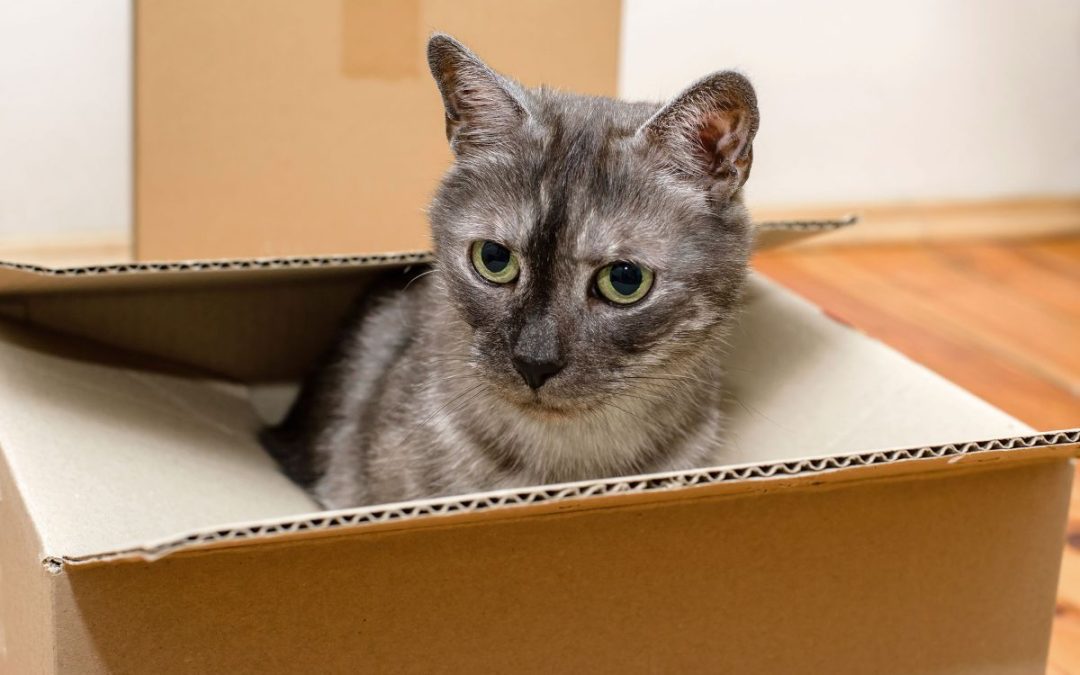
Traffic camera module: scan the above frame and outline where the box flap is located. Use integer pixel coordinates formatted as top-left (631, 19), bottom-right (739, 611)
top-left (752, 215), bottom-right (856, 250)
top-left (722, 275), bottom-right (1035, 458)
top-left (59, 429), bottom-right (1080, 567)
top-left (1, 270), bottom-right (1074, 568)
top-left (0, 252), bottom-right (432, 295)
top-left (0, 220), bottom-right (858, 383)
top-left (0, 218), bottom-right (852, 297)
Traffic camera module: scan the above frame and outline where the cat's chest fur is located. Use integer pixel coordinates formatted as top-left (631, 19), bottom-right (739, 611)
top-left (303, 276), bottom-right (728, 509)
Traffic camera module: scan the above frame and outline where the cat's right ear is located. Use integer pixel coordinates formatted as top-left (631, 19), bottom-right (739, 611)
top-left (638, 71), bottom-right (759, 202)
top-left (427, 34), bottom-right (528, 156)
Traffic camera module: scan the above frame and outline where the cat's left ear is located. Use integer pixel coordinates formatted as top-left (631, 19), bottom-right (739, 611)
top-left (639, 71), bottom-right (759, 201)
top-left (427, 34), bottom-right (529, 156)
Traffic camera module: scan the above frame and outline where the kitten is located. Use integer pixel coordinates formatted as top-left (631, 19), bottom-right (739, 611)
top-left (261, 34), bottom-right (759, 508)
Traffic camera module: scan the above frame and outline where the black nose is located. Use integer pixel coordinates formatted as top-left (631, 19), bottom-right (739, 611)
top-left (512, 355), bottom-right (564, 390)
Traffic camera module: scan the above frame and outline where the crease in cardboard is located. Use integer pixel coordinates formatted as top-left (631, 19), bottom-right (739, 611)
top-left (57, 429), bottom-right (1080, 566)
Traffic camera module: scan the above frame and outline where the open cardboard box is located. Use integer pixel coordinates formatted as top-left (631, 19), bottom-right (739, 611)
top-left (1, 219), bottom-right (1077, 673)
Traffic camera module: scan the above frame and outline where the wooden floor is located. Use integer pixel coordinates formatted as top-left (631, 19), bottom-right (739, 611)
top-left (754, 235), bottom-right (1080, 674)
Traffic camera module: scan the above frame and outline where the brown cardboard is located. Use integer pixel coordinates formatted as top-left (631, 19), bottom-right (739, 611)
top-left (0, 441), bottom-right (54, 673)
top-left (44, 461), bottom-right (1074, 674)
top-left (134, 0), bottom-right (622, 260)
top-left (0, 227), bottom-right (1077, 672)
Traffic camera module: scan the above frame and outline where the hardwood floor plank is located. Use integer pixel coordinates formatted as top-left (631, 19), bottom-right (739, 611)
top-left (835, 245), bottom-right (1080, 391)
top-left (938, 242), bottom-right (1080, 319)
top-left (1017, 238), bottom-right (1080, 282)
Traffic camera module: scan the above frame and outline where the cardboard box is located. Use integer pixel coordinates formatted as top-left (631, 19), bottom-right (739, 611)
top-left (134, 0), bottom-right (622, 260)
top-left (1, 221), bottom-right (1077, 673)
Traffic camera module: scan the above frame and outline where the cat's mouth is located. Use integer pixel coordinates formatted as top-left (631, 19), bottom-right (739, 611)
top-left (519, 402), bottom-right (584, 420)
top-left (492, 369), bottom-right (606, 418)
top-left (513, 391), bottom-right (601, 419)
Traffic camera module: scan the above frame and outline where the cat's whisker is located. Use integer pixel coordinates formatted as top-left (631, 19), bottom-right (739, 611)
top-left (401, 382), bottom-right (486, 446)
top-left (724, 393), bottom-right (783, 427)
top-left (403, 268), bottom-right (439, 292)
top-left (612, 394), bottom-right (670, 411)
top-left (428, 373), bottom-right (483, 387)
top-left (623, 374), bottom-right (723, 394)
top-left (602, 400), bottom-right (636, 419)
top-left (423, 356), bottom-right (476, 367)
top-left (625, 373), bottom-right (725, 390)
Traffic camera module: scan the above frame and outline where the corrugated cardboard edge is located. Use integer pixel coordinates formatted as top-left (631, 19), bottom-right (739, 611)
top-left (753, 215), bottom-right (857, 250)
top-left (0, 218), bottom-right (856, 293)
top-left (49, 428), bottom-right (1079, 570)
top-left (0, 251), bottom-right (435, 295)
top-left (0, 251), bottom-right (432, 277)
top-left (757, 216), bottom-right (858, 230)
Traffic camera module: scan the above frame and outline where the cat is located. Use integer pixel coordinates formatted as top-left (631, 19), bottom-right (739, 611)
top-left (260, 33), bottom-right (759, 509)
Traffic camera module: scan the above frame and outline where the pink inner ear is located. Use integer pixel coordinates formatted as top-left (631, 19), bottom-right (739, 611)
top-left (697, 111), bottom-right (747, 174)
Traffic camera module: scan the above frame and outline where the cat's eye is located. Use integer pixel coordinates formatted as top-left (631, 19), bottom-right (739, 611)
top-left (596, 261), bottom-right (653, 305)
top-left (471, 240), bottom-right (519, 284)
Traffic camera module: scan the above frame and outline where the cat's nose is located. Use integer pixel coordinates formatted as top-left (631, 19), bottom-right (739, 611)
top-left (512, 355), bottom-right (564, 390)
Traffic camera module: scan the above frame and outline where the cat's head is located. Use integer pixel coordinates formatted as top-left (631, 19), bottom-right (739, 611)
top-left (426, 34), bottom-right (758, 415)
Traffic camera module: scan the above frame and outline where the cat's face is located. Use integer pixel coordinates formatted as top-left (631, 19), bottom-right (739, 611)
top-left (426, 35), bottom-right (758, 415)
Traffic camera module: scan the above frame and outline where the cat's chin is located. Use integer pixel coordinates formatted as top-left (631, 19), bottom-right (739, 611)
top-left (511, 394), bottom-right (596, 420)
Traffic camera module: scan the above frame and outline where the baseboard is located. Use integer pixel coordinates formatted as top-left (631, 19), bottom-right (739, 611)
top-left (0, 232), bottom-right (132, 266)
top-left (752, 196), bottom-right (1080, 247)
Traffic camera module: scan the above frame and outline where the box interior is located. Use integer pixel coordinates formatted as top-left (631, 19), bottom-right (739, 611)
top-left (4, 246), bottom-right (1065, 566)
top-left (2, 221), bottom-right (1076, 567)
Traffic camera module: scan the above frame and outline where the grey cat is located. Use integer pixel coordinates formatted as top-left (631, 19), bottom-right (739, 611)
top-left (261, 34), bottom-right (759, 508)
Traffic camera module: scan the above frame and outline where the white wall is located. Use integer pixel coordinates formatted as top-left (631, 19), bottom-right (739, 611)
top-left (0, 0), bottom-right (131, 241)
top-left (0, 2), bottom-right (1077, 243)
top-left (620, 0), bottom-right (1080, 208)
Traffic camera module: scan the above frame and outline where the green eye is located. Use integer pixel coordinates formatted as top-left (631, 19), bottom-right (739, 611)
top-left (471, 240), bottom-right (519, 284)
top-left (596, 261), bottom-right (653, 305)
